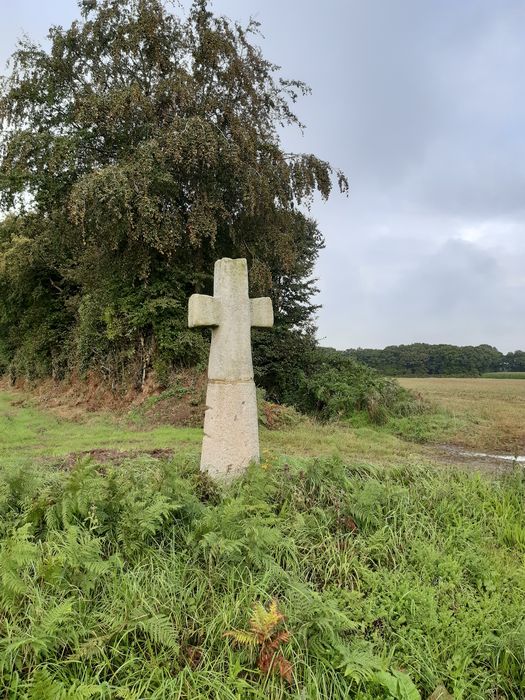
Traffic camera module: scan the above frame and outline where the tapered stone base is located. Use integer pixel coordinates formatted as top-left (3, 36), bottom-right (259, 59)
top-left (200, 380), bottom-right (259, 480)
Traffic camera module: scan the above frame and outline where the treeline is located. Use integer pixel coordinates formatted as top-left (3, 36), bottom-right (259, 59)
top-left (344, 344), bottom-right (525, 377)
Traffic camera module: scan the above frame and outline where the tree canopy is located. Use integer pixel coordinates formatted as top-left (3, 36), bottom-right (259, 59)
top-left (345, 343), bottom-right (524, 377)
top-left (0, 0), bottom-right (347, 389)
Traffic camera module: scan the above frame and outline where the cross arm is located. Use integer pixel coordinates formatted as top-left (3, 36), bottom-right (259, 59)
top-left (250, 297), bottom-right (274, 328)
top-left (188, 294), bottom-right (221, 328)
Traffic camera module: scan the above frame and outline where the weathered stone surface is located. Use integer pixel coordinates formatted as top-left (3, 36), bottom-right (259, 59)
top-left (200, 381), bottom-right (259, 479)
top-left (250, 297), bottom-right (274, 328)
top-left (188, 258), bottom-right (273, 479)
top-left (188, 295), bottom-right (220, 328)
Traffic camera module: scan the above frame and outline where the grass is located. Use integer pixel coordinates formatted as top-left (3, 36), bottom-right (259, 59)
top-left (0, 392), bottom-right (201, 467)
top-left (1, 384), bottom-right (524, 698)
top-left (398, 378), bottom-right (525, 453)
top-left (0, 455), bottom-right (523, 699)
top-left (482, 372), bottom-right (525, 379)
top-left (2, 376), bottom-right (522, 474)
top-left (0, 390), bottom-right (432, 470)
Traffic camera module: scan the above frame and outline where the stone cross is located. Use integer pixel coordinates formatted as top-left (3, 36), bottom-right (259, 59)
top-left (188, 258), bottom-right (273, 479)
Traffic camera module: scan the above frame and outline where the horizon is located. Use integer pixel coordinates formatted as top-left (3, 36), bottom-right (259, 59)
top-left (331, 341), bottom-right (524, 353)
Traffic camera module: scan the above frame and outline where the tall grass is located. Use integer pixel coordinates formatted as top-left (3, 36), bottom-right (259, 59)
top-left (0, 455), bottom-right (523, 698)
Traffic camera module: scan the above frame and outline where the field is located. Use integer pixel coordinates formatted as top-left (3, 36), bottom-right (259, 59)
top-left (398, 377), bottom-right (525, 454)
top-left (0, 381), bottom-right (524, 699)
top-left (482, 372), bottom-right (525, 379)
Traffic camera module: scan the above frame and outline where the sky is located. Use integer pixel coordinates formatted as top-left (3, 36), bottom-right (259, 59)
top-left (1, 0), bottom-right (524, 352)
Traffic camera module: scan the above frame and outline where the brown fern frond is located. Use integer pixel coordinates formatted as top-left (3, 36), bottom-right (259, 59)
top-left (273, 630), bottom-right (290, 644)
top-left (258, 651), bottom-right (293, 683)
top-left (258, 649), bottom-right (273, 675)
top-left (266, 631), bottom-right (290, 653)
top-left (225, 599), bottom-right (293, 683)
top-left (275, 654), bottom-right (293, 683)
top-left (268, 599), bottom-right (284, 622)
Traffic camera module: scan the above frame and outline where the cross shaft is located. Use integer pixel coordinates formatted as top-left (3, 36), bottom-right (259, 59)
top-left (188, 258), bottom-right (273, 479)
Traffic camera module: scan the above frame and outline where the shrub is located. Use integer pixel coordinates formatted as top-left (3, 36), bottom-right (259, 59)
top-left (257, 388), bottom-right (304, 430)
top-left (294, 349), bottom-right (426, 424)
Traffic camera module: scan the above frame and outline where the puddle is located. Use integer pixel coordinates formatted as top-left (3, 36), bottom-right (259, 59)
top-left (458, 451), bottom-right (525, 463)
top-left (435, 444), bottom-right (525, 472)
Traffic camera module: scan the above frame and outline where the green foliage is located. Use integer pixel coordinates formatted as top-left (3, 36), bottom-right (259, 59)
top-left (502, 351), bottom-right (525, 372)
top-left (386, 411), bottom-right (463, 444)
top-left (292, 348), bottom-right (425, 424)
top-left (253, 325), bottom-right (318, 405)
top-left (346, 343), bottom-right (525, 377)
top-left (257, 387), bottom-right (304, 430)
top-left (482, 372), bottom-right (525, 379)
top-left (0, 454), bottom-right (522, 698)
top-left (0, 0), bottom-right (347, 388)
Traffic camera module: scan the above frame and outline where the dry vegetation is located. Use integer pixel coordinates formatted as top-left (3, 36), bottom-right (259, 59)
top-left (399, 377), bottom-right (525, 453)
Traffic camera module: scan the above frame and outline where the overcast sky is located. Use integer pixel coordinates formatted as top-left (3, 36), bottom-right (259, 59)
top-left (1, 0), bottom-right (524, 352)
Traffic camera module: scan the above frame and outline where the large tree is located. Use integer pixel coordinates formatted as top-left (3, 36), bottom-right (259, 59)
top-left (0, 0), bottom-right (347, 389)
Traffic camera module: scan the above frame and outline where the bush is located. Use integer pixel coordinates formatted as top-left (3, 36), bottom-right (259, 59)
top-left (294, 349), bottom-right (426, 424)
top-left (257, 388), bottom-right (304, 430)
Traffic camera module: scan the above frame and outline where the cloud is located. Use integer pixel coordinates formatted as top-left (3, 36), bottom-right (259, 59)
top-left (317, 224), bottom-right (525, 352)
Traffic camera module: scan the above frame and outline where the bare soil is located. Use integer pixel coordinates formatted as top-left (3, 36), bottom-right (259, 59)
top-left (0, 369), bottom-right (206, 428)
top-left (53, 447), bottom-right (176, 470)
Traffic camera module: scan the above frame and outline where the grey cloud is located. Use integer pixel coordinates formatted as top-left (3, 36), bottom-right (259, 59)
top-left (318, 232), bottom-right (524, 352)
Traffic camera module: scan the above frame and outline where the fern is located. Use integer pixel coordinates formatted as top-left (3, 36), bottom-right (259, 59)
top-left (43, 500), bottom-right (61, 532)
top-left (1, 564), bottom-right (29, 599)
top-left (3, 598), bottom-right (77, 662)
top-left (31, 600), bottom-right (76, 656)
top-left (249, 600), bottom-right (285, 640)
top-left (341, 645), bottom-right (384, 682)
top-left (69, 613), bottom-right (131, 661)
top-left (0, 524), bottom-right (37, 606)
top-left (136, 613), bottom-right (180, 653)
top-left (193, 496), bottom-right (284, 569)
top-left (59, 460), bottom-right (101, 526)
top-left (28, 668), bottom-right (107, 699)
top-left (224, 600), bottom-right (292, 682)
top-left (0, 451), bottom-right (522, 697)
top-left (224, 629), bottom-right (259, 647)
top-left (27, 668), bottom-right (66, 700)
top-left (116, 494), bottom-right (175, 555)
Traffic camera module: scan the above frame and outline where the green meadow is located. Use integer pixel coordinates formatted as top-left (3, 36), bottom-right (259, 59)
top-left (0, 392), bottom-right (200, 467)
